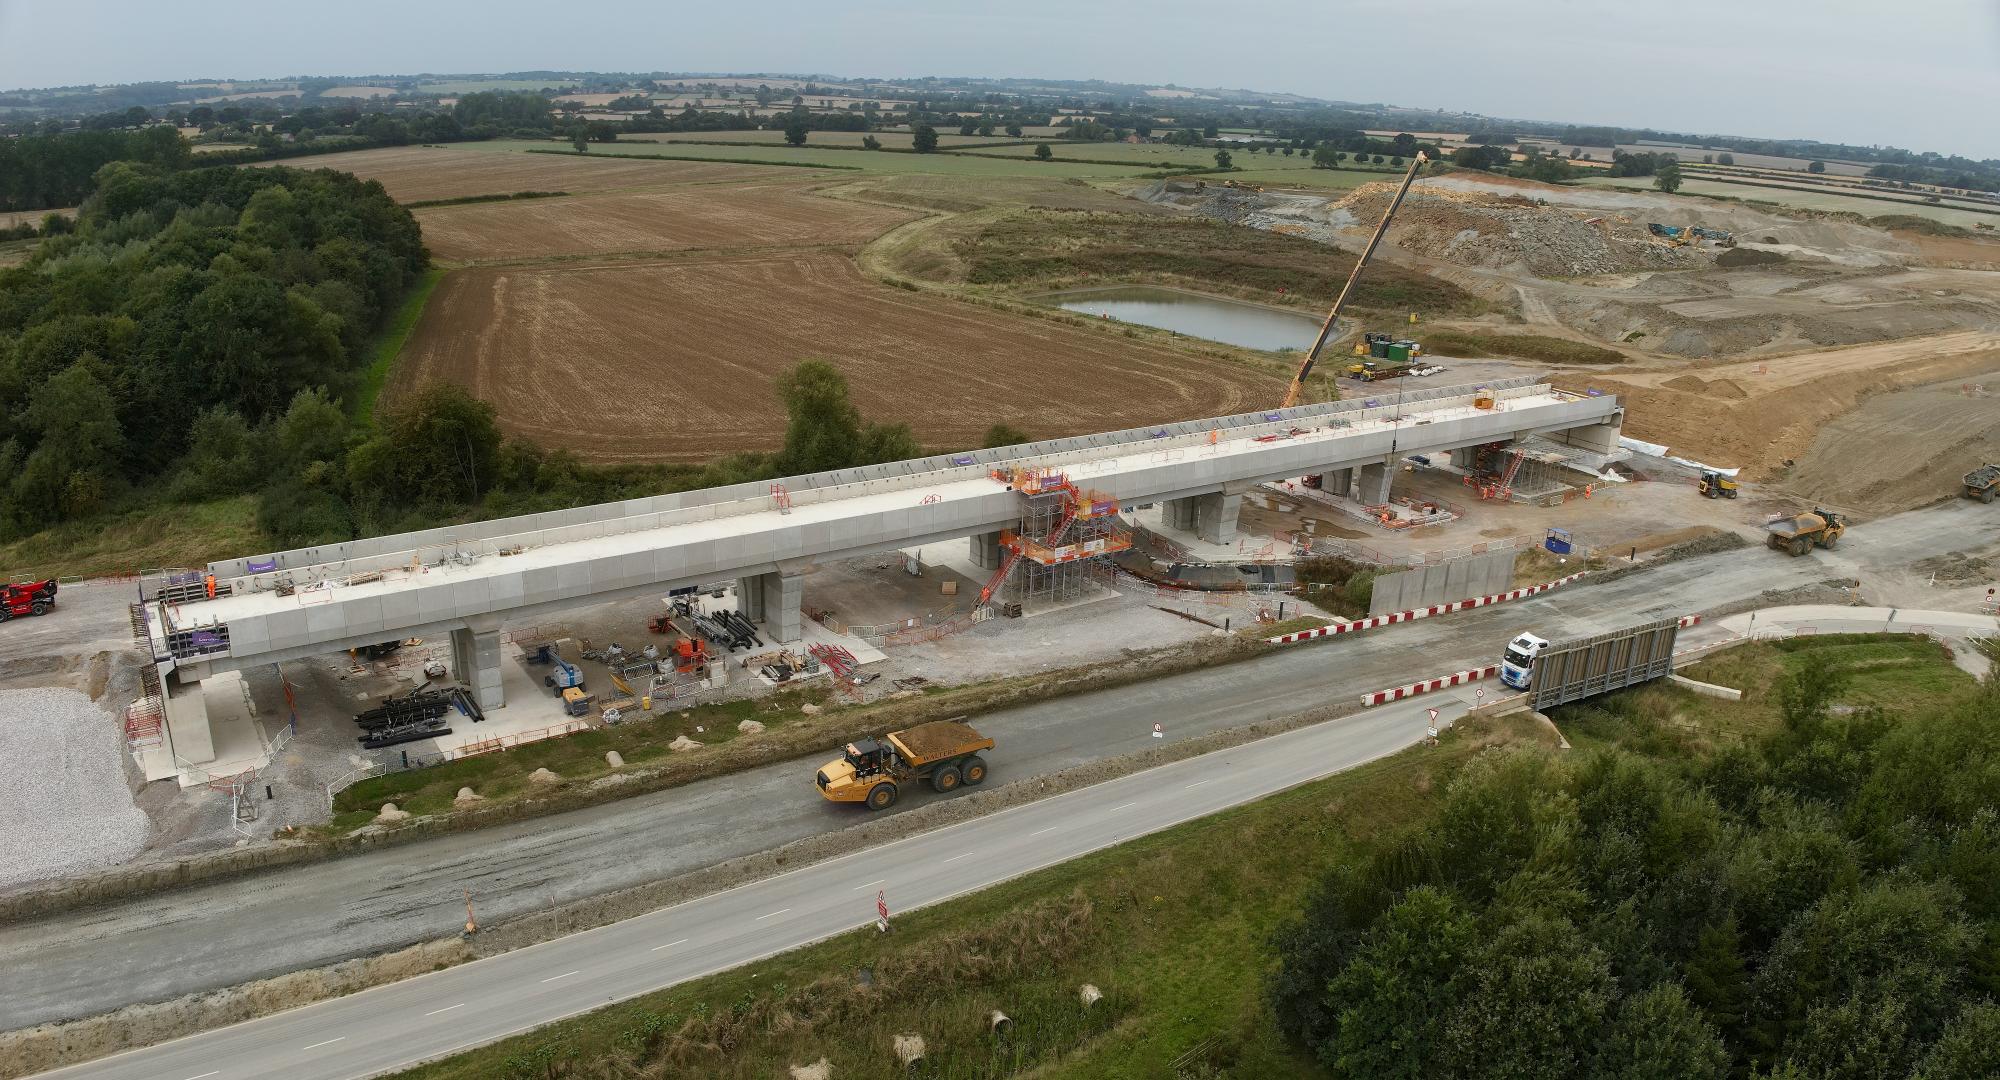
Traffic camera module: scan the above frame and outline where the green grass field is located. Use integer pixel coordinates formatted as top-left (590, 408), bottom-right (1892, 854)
top-left (463, 139), bottom-right (1150, 179)
top-left (351, 266), bottom-right (444, 422)
top-left (1582, 175), bottom-right (1999, 228)
top-left (637, 130), bottom-right (1010, 150)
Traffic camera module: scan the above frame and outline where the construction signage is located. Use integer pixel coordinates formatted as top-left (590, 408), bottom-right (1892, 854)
top-left (1528, 617), bottom-right (1681, 711)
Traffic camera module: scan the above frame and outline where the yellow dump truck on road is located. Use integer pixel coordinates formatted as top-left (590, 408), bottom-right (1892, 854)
top-left (816, 720), bottom-right (994, 811)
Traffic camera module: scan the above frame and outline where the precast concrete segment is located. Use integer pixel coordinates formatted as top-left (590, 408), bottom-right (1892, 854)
top-left (157, 387), bottom-right (1621, 675)
top-left (24, 698), bottom-right (1460, 1080)
top-left (1362, 665), bottom-right (1500, 705)
top-left (1268, 572), bottom-right (1590, 644)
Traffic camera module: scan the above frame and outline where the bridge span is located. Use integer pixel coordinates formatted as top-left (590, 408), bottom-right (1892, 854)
top-left (143, 377), bottom-right (1620, 765)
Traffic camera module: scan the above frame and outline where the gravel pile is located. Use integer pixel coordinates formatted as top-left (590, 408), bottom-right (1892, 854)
top-left (0, 688), bottom-right (151, 889)
top-left (1334, 183), bottom-right (1708, 276)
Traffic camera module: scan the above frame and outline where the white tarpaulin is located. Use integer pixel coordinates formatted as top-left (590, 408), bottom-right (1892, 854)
top-left (1620, 436), bottom-right (1738, 477)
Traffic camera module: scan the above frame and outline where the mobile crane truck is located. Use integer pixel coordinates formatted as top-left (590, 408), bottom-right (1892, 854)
top-left (816, 720), bottom-right (994, 811)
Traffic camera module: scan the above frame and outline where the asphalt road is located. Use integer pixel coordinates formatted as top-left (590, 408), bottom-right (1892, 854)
top-left (29, 695), bottom-right (1457, 1080)
top-left (4, 501), bottom-right (1990, 1033)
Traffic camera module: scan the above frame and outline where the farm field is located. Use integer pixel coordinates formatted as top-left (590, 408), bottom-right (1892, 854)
top-left (415, 78), bottom-right (570, 93)
top-left (414, 183), bottom-right (915, 260)
top-left (319, 85), bottom-right (397, 98)
top-left (249, 145), bottom-right (794, 203)
top-left (638, 130), bottom-right (1009, 149)
top-left (464, 138), bottom-right (1152, 178)
top-left (1582, 175), bottom-right (1999, 228)
top-left (387, 251), bottom-right (1284, 462)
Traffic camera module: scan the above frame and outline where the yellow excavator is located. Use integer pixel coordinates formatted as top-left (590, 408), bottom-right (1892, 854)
top-left (1278, 152), bottom-right (1428, 410)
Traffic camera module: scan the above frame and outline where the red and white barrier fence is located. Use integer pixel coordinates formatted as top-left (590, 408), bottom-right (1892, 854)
top-left (1268, 572), bottom-right (1589, 645)
top-left (1677, 614), bottom-right (1701, 628)
top-left (1362, 664), bottom-right (1500, 706)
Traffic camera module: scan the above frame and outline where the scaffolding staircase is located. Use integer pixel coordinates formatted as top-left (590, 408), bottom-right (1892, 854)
top-left (1495, 445), bottom-right (1527, 500)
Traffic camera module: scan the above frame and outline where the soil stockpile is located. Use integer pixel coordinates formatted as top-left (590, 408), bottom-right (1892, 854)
top-left (1331, 182), bottom-right (1707, 277)
top-left (0, 688), bottom-right (149, 889)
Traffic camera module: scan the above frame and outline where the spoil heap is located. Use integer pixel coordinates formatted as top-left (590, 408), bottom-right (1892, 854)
top-left (1332, 182), bottom-right (1707, 277)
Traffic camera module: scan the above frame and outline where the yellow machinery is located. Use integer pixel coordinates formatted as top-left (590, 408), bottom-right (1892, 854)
top-left (1278, 152), bottom-right (1428, 409)
top-left (816, 720), bottom-right (994, 810)
top-left (1966, 464), bottom-right (1999, 504)
top-left (1698, 471), bottom-right (1739, 500)
top-left (1766, 508), bottom-right (1846, 556)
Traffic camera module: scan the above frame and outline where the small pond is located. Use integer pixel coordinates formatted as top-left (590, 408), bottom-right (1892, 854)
top-left (1040, 285), bottom-right (1324, 352)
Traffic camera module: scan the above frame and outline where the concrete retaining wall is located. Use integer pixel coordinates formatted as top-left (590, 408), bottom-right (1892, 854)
top-left (1368, 550), bottom-right (1519, 616)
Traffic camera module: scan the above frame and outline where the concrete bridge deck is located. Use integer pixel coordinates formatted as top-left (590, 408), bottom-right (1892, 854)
top-left (145, 378), bottom-right (1620, 764)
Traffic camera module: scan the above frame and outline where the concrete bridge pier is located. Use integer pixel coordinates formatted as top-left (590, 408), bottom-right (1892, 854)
top-left (737, 569), bottom-right (804, 644)
top-left (1194, 489), bottom-right (1243, 545)
top-left (450, 620), bottom-right (506, 711)
top-left (1160, 496), bottom-right (1199, 532)
top-left (1317, 467), bottom-right (1354, 498)
top-left (968, 530), bottom-right (1004, 570)
top-left (1356, 459), bottom-right (1395, 506)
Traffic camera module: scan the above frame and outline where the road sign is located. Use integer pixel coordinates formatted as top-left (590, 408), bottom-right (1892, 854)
top-left (1152, 723), bottom-right (1164, 738)
top-left (1427, 707), bottom-right (1439, 723)
top-left (877, 890), bottom-right (890, 922)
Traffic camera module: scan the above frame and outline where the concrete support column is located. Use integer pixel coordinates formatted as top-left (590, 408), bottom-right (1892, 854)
top-left (163, 668), bottom-right (216, 765)
top-left (1195, 491), bottom-right (1243, 545)
top-left (736, 575), bottom-right (767, 622)
top-left (1317, 467), bottom-right (1354, 498)
top-left (737, 570), bottom-right (803, 644)
top-left (1449, 446), bottom-right (1479, 471)
top-left (1357, 460), bottom-right (1394, 505)
top-left (1161, 496), bottom-right (1199, 532)
top-left (968, 530), bottom-right (1004, 570)
top-left (761, 570), bottom-right (803, 645)
top-left (452, 625), bottom-right (506, 711)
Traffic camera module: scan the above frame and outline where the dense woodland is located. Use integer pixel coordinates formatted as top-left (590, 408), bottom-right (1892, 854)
top-left (1270, 648), bottom-right (2000, 1078)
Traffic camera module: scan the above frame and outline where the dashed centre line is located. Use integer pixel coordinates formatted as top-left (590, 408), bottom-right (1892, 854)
top-left (942, 851), bottom-right (977, 864)
top-left (1030, 826), bottom-right (1060, 837)
top-left (651, 939), bottom-right (689, 952)
top-left (301, 1036), bottom-right (345, 1050)
top-left (1109, 802), bottom-right (1138, 812)
top-left (1185, 779), bottom-right (1212, 789)
top-left (755, 908), bottom-right (791, 921)
top-left (425, 1003), bottom-right (464, 1016)
top-left (852, 879), bottom-right (886, 891)
top-left (541, 971), bottom-right (580, 983)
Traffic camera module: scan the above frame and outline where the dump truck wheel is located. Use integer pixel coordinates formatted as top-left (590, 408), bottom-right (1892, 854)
top-left (29, 601), bottom-right (47, 616)
top-left (1725, 489), bottom-right (1738, 499)
top-left (1822, 534), bottom-right (1839, 550)
top-left (961, 756), bottom-right (988, 786)
top-left (931, 764), bottom-right (962, 793)
top-left (1983, 488), bottom-right (1996, 504)
top-left (1791, 539), bottom-right (1810, 557)
top-left (867, 783), bottom-right (898, 811)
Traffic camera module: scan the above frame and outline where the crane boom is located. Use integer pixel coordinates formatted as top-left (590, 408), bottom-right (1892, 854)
top-left (1279, 151), bottom-right (1428, 410)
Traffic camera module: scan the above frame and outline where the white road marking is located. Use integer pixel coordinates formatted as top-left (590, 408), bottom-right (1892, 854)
top-left (540, 971), bottom-right (580, 983)
top-left (1184, 779), bottom-right (1212, 789)
top-left (755, 908), bottom-right (791, 921)
top-left (302, 1037), bottom-right (345, 1050)
top-left (180, 1073), bottom-right (220, 1080)
top-left (1030, 826), bottom-right (1060, 837)
top-left (1109, 802), bottom-right (1138, 812)
top-left (942, 851), bottom-right (976, 864)
top-left (424, 1004), bottom-right (464, 1016)
top-left (651, 939), bottom-right (689, 951)
top-left (852, 879), bottom-right (886, 891)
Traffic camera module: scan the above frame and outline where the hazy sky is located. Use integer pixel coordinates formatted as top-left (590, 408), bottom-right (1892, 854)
top-left (5, 0), bottom-right (1997, 158)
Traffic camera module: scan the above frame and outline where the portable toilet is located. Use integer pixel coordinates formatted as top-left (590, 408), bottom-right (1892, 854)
top-left (1545, 528), bottom-right (1573, 555)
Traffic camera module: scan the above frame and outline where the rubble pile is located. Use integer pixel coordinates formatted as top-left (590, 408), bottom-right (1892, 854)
top-left (1333, 183), bottom-right (1709, 276)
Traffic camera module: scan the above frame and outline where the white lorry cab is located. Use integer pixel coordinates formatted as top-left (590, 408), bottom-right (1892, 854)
top-left (1499, 632), bottom-right (1552, 690)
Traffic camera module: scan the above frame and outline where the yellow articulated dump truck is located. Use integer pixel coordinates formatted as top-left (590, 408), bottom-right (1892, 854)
top-left (816, 720), bottom-right (994, 811)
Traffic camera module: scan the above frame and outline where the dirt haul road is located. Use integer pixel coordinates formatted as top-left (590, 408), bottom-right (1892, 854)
top-left (1563, 330), bottom-right (2000, 484)
top-left (5, 499), bottom-right (1990, 1033)
top-left (389, 250), bottom-right (1283, 462)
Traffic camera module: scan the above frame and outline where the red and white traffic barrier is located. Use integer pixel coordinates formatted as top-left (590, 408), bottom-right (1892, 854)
top-left (1362, 664), bottom-right (1500, 706)
top-left (1268, 571), bottom-right (1589, 645)
top-left (1677, 613), bottom-right (1701, 628)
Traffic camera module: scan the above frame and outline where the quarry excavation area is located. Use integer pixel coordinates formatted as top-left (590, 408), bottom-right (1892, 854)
top-left (390, 251), bottom-right (1284, 461)
top-left (1147, 173), bottom-right (2000, 361)
top-left (413, 182), bottom-right (917, 261)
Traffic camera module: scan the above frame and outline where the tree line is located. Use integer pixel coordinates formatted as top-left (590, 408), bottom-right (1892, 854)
top-left (1270, 645), bottom-right (2000, 1078)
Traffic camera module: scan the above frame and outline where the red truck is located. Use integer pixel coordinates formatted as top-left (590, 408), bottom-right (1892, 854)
top-left (0, 580), bottom-right (57, 620)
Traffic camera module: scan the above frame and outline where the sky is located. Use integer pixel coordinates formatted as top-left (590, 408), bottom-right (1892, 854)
top-left (4, 0), bottom-right (1997, 159)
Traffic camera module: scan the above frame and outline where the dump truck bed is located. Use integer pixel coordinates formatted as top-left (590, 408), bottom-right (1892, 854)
top-left (1967, 465), bottom-right (2000, 488)
top-left (887, 721), bottom-right (994, 766)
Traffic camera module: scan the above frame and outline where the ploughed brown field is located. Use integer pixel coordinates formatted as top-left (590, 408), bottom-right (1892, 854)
top-left (414, 184), bottom-right (917, 261)
top-left (251, 145), bottom-right (793, 203)
top-left (388, 251), bottom-right (1284, 462)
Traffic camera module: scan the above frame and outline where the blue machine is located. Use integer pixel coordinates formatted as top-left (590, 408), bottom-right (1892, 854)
top-left (1545, 528), bottom-right (1574, 555)
top-left (544, 657), bottom-right (584, 693)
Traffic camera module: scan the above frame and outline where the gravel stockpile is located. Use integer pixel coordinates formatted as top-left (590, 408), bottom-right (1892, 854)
top-left (0, 688), bottom-right (151, 889)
